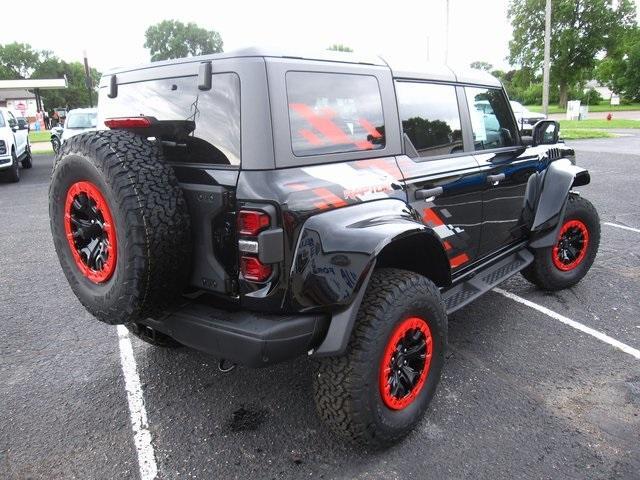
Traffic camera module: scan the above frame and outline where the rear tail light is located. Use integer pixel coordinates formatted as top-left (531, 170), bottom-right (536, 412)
top-left (104, 117), bottom-right (152, 129)
top-left (240, 256), bottom-right (272, 282)
top-left (238, 210), bottom-right (270, 236)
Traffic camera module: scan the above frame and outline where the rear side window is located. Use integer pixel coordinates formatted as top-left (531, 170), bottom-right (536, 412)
top-left (286, 72), bottom-right (385, 157)
top-left (99, 73), bottom-right (241, 166)
top-left (465, 87), bottom-right (517, 151)
top-left (396, 82), bottom-right (463, 158)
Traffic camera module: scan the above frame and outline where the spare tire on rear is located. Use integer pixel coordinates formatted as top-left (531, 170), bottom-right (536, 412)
top-left (49, 130), bottom-right (191, 325)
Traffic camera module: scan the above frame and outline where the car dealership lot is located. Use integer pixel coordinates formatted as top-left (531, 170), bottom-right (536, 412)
top-left (1, 140), bottom-right (639, 479)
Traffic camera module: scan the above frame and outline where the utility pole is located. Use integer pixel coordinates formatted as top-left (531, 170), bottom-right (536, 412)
top-left (83, 50), bottom-right (94, 108)
top-left (444, 0), bottom-right (450, 64)
top-left (542, 0), bottom-right (552, 116)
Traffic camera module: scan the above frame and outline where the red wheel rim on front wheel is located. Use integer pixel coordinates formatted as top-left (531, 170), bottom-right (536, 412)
top-left (64, 181), bottom-right (117, 283)
top-left (552, 219), bottom-right (589, 271)
top-left (379, 316), bottom-right (433, 410)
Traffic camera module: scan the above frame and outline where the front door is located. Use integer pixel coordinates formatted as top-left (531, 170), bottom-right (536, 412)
top-left (395, 81), bottom-right (485, 272)
top-left (462, 86), bottom-right (539, 257)
top-left (7, 111), bottom-right (27, 155)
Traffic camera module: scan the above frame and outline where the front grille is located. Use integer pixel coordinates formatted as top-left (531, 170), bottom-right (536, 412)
top-left (0, 140), bottom-right (6, 155)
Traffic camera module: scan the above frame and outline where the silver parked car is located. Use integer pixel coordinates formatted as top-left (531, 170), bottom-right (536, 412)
top-left (51, 108), bottom-right (97, 153)
top-left (510, 101), bottom-right (547, 134)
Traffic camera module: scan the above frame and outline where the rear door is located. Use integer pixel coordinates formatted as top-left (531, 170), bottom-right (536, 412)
top-left (98, 67), bottom-right (244, 296)
top-left (395, 81), bottom-right (485, 271)
top-left (462, 86), bottom-right (540, 257)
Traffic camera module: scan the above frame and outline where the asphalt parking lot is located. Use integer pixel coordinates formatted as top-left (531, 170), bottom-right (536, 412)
top-left (1, 136), bottom-right (639, 480)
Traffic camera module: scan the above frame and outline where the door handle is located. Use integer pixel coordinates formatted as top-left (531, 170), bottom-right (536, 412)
top-left (486, 173), bottom-right (506, 185)
top-left (415, 186), bottom-right (443, 200)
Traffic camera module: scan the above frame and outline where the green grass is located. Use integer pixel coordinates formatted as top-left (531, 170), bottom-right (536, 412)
top-left (527, 103), bottom-right (640, 114)
top-left (28, 130), bottom-right (51, 143)
top-left (559, 119), bottom-right (640, 129)
top-left (33, 149), bottom-right (54, 155)
top-left (527, 105), bottom-right (566, 114)
top-left (560, 129), bottom-right (614, 140)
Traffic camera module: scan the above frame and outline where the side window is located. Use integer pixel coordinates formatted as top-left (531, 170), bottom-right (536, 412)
top-left (99, 73), bottom-right (241, 166)
top-left (286, 72), bottom-right (385, 157)
top-left (396, 82), bottom-right (463, 158)
top-left (465, 87), bottom-right (517, 151)
top-left (6, 111), bottom-right (17, 128)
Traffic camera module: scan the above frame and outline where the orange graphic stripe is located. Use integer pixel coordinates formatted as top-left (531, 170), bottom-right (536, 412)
top-left (449, 253), bottom-right (470, 269)
top-left (422, 208), bottom-right (445, 226)
top-left (358, 118), bottom-right (383, 138)
top-left (299, 128), bottom-right (323, 146)
top-left (313, 188), bottom-right (348, 208)
top-left (290, 103), bottom-right (351, 145)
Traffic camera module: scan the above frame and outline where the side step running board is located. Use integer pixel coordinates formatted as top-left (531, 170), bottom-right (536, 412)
top-left (442, 249), bottom-right (534, 314)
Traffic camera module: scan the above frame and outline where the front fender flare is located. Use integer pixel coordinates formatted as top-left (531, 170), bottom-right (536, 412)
top-left (529, 158), bottom-right (590, 248)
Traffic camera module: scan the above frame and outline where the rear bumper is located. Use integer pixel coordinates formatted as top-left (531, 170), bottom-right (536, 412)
top-left (142, 301), bottom-right (329, 367)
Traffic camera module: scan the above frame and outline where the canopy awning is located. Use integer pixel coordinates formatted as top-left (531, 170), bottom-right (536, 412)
top-left (0, 78), bottom-right (67, 90)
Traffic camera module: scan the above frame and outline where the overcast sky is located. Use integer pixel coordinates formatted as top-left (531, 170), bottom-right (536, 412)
top-left (2, 0), bottom-right (638, 73)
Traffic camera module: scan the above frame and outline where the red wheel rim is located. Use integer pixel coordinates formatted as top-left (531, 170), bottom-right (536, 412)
top-left (379, 316), bottom-right (433, 410)
top-left (64, 181), bottom-right (117, 283)
top-left (552, 219), bottom-right (589, 271)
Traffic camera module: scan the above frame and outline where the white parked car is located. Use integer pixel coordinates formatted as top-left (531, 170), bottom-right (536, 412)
top-left (59, 108), bottom-right (98, 145)
top-left (509, 101), bottom-right (547, 134)
top-left (0, 107), bottom-right (31, 182)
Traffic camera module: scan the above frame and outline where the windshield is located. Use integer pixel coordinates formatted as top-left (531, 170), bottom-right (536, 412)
top-left (66, 111), bottom-right (97, 129)
top-left (510, 101), bottom-right (524, 113)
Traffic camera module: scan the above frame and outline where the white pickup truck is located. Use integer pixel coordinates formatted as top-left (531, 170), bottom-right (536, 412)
top-left (0, 107), bottom-right (32, 182)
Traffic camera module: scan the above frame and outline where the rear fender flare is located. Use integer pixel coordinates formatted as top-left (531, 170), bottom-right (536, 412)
top-left (287, 199), bottom-right (450, 356)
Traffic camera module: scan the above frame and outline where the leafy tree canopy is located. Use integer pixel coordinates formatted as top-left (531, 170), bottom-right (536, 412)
top-left (327, 44), bottom-right (353, 52)
top-left (470, 61), bottom-right (493, 71)
top-left (597, 26), bottom-right (640, 101)
top-left (144, 20), bottom-right (223, 61)
top-left (0, 43), bottom-right (100, 110)
top-left (508, 0), bottom-right (636, 107)
top-left (32, 58), bottom-right (101, 110)
top-left (0, 42), bottom-right (41, 79)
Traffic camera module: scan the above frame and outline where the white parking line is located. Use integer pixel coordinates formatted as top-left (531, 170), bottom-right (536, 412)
top-left (604, 222), bottom-right (640, 234)
top-left (495, 288), bottom-right (640, 360)
top-left (117, 325), bottom-right (158, 480)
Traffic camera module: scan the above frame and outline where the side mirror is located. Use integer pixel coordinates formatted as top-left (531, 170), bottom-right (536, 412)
top-left (11, 125), bottom-right (19, 132)
top-left (531, 120), bottom-right (559, 146)
top-left (520, 135), bottom-right (534, 146)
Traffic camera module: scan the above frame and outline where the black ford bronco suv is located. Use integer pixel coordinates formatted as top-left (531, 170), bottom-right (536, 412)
top-left (49, 48), bottom-right (599, 448)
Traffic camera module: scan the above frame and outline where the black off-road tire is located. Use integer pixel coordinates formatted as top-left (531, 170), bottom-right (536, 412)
top-left (49, 130), bottom-right (191, 325)
top-left (313, 268), bottom-right (447, 448)
top-left (21, 144), bottom-right (33, 169)
top-left (126, 323), bottom-right (182, 348)
top-left (522, 195), bottom-right (600, 291)
top-left (2, 150), bottom-right (20, 183)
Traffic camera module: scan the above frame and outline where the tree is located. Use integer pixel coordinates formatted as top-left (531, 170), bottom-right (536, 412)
top-left (327, 44), bottom-right (353, 52)
top-left (470, 61), bottom-right (493, 71)
top-left (144, 20), bottom-right (223, 61)
top-left (508, 0), bottom-right (636, 108)
top-left (31, 56), bottom-right (101, 110)
top-left (0, 42), bottom-right (41, 79)
top-left (597, 27), bottom-right (640, 101)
